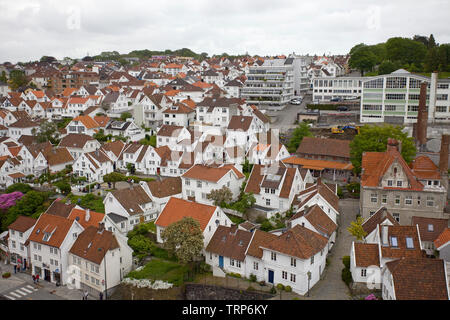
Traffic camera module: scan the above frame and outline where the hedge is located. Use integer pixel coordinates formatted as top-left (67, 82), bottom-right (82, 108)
top-left (306, 104), bottom-right (337, 110)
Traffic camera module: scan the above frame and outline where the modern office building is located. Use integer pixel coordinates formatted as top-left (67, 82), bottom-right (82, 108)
top-left (312, 76), bottom-right (363, 102)
top-left (241, 58), bottom-right (295, 110)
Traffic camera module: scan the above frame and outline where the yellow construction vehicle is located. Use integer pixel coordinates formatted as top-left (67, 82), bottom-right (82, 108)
top-left (331, 126), bottom-right (344, 134)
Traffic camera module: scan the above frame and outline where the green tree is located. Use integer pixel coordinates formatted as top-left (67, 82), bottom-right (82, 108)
top-left (349, 45), bottom-right (377, 76)
top-left (347, 216), bottom-right (367, 241)
top-left (349, 124), bottom-right (416, 174)
top-left (287, 122), bottom-right (313, 153)
top-left (437, 44), bottom-right (450, 72)
top-left (428, 34), bottom-right (437, 49)
top-left (161, 217), bottom-right (204, 264)
top-left (55, 181), bottom-right (71, 195)
top-left (412, 35), bottom-right (429, 48)
top-left (120, 112), bottom-right (132, 121)
top-left (103, 172), bottom-right (126, 189)
top-left (368, 43), bottom-right (387, 65)
top-left (349, 43), bottom-right (366, 55)
top-left (378, 60), bottom-right (400, 75)
top-left (385, 37), bottom-right (427, 66)
top-left (8, 70), bottom-right (28, 90)
top-left (0, 71), bottom-right (7, 83)
top-left (207, 186), bottom-right (233, 206)
top-left (34, 120), bottom-right (60, 144)
top-left (126, 163), bottom-right (136, 175)
top-left (424, 47), bottom-right (440, 72)
top-left (5, 183), bottom-right (32, 194)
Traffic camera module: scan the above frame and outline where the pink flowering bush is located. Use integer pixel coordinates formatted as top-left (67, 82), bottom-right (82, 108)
top-left (0, 191), bottom-right (24, 210)
top-left (365, 294), bottom-right (377, 300)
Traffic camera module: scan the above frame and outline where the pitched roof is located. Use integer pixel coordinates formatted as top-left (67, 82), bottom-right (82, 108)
top-left (411, 216), bottom-right (448, 242)
top-left (146, 177), bottom-right (182, 198)
top-left (9, 118), bottom-right (39, 128)
top-left (296, 137), bottom-right (350, 159)
top-left (353, 243), bottom-right (380, 267)
top-left (380, 225), bottom-right (424, 259)
top-left (68, 208), bottom-right (105, 230)
top-left (155, 197), bottom-right (216, 231)
top-left (27, 213), bottom-right (75, 248)
top-left (111, 185), bottom-right (152, 215)
top-left (262, 225), bottom-right (328, 260)
top-left (8, 216), bottom-right (37, 232)
top-left (362, 207), bottom-right (399, 236)
top-left (410, 155), bottom-right (441, 180)
top-left (434, 228), bottom-right (450, 249)
top-left (43, 148), bottom-right (74, 166)
top-left (45, 200), bottom-right (76, 218)
top-left (361, 142), bottom-right (423, 190)
top-left (157, 124), bottom-right (185, 137)
top-left (100, 140), bottom-right (125, 157)
top-left (182, 164), bottom-right (244, 183)
top-left (59, 133), bottom-right (96, 149)
top-left (385, 258), bottom-right (448, 300)
top-left (289, 204), bottom-right (337, 237)
top-left (227, 115), bottom-right (253, 131)
top-left (205, 225), bottom-right (253, 261)
top-left (282, 156), bottom-right (353, 171)
top-left (72, 115), bottom-right (99, 129)
top-left (69, 226), bottom-right (119, 265)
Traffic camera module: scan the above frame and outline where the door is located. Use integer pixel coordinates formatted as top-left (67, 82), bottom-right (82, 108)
top-left (44, 269), bottom-right (51, 282)
top-left (140, 215), bottom-right (145, 223)
top-left (219, 256), bottom-right (224, 268)
top-left (268, 270), bottom-right (274, 284)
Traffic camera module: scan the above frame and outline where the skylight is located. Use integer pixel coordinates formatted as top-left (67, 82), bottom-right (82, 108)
top-left (428, 224), bottom-right (434, 232)
top-left (390, 236), bottom-right (398, 247)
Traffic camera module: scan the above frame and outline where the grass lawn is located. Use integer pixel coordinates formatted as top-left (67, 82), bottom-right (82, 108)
top-left (226, 214), bottom-right (245, 225)
top-left (66, 193), bottom-right (105, 213)
top-left (127, 258), bottom-right (189, 286)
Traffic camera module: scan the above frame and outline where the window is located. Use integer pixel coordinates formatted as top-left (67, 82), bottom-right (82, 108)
top-left (50, 259), bottom-right (54, 265)
top-left (428, 224), bottom-right (434, 232)
top-left (395, 195), bottom-right (400, 205)
top-left (271, 189), bottom-right (275, 194)
top-left (85, 274), bottom-right (89, 281)
top-left (387, 180), bottom-right (393, 187)
top-left (91, 276), bottom-right (95, 284)
top-left (393, 213), bottom-right (400, 222)
top-left (390, 236), bottom-right (398, 247)
top-left (361, 269), bottom-right (367, 277)
top-left (271, 252), bottom-right (276, 261)
top-left (310, 255), bottom-right (314, 264)
top-left (197, 181), bottom-right (202, 188)
top-left (236, 261), bottom-right (241, 268)
top-left (381, 194), bottom-right (387, 204)
top-left (370, 194), bottom-right (378, 203)
top-left (96, 279), bottom-right (99, 286)
top-left (291, 258), bottom-right (296, 267)
top-left (405, 196), bottom-right (412, 205)
top-left (185, 179), bottom-right (190, 186)
top-left (385, 93), bottom-right (405, 100)
top-left (55, 260), bottom-right (58, 266)
top-left (265, 188), bottom-right (269, 193)
top-left (266, 199), bottom-right (270, 206)
top-left (290, 274), bottom-right (296, 282)
top-left (253, 262), bottom-right (258, 270)
top-left (230, 259), bottom-right (235, 266)
top-left (406, 237), bottom-right (414, 249)
top-left (282, 271), bottom-right (287, 280)
top-left (426, 196), bottom-right (434, 207)
top-left (396, 181), bottom-right (403, 187)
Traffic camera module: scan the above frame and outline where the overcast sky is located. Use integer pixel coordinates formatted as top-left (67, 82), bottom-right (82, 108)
top-left (1, 0), bottom-right (449, 63)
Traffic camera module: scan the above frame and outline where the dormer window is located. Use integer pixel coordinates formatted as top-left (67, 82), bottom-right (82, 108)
top-left (396, 180), bottom-right (402, 187)
top-left (427, 224), bottom-right (434, 232)
top-left (42, 232), bottom-right (51, 242)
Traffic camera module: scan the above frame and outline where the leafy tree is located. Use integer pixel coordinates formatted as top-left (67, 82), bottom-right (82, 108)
top-left (377, 60), bottom-right (400, 75)
top-left (368, 43), bottom-right (387, 65)
top-left (287, 122), bottom-right (313, 153)
top-left (103, 172), bottom-right (126, 189)
top-left (349, 45), bottom-right (377, 76)
top-left (412, 35), bottom-right (429, 48)
top-left (127, 234), bottom-right (152, 260)
top-left (428, 34), bottom-right (437, 49)
top-left (437, 44), bottom-right (450, 72)
top-left (347, 216), bottom-right (367, 241)
top-left (424, 47), bottom-right (440, 72)
top-left (40, 56), bottom-right (57, 63)
top-left (34, 120), bottom-right (60, 144)
top-left (55, 181), bottom-right (71, 195)
top-left (385, 37), bottom-right (427, 66)
top-left (5, 183), bottom-right (32, 194)
top-left (207, 186), bottom-right (233, 206)
top-left (242, 158), bottom-right (253, 175)
top-left (126, 163), bottom-right (136, 175)
top-left (161, 217), bottom-right (204, 264)
top-left (350, 124), bottom-right (416, 174)
top-left (0, 71), bottom-right (7, 83)
top-left (93, 129), bottom-right (109, 142)
top-left (349, 43), bottom-right (366, 55)
top-left (8, 70), bottom-right (28, 91)
top-left (120, 112), bottom-right (132, 121)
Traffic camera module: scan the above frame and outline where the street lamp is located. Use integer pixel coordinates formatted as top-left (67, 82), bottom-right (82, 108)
top-left (307, 271), bottom-right (311, 297)
top-left (98, 247), bottom-right (107, 300)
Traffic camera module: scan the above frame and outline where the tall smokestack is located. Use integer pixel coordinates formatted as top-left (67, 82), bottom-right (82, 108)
top-left (416, 82), bottom-right (428, 150)
top-left (439, 135), bottom-right (449, 175)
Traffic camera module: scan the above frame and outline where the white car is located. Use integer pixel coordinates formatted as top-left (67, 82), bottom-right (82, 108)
top-left (290, 99), bottom-right (302, 105)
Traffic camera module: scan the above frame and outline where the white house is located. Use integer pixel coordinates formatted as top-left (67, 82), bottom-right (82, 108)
top-left (181, 164), bottom-right (245, 205)
top-left (155, 197), bottom-right (232, 246)
top-left (73, 150), bottom-right (113, 183)
top-left (58, 133), bottom-right (101, 160)
top-left (7, 216), bottom-right (37, 269)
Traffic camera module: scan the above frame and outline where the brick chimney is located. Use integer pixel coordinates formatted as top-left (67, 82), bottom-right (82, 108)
top-left (416, 81), bottom-right (428, 150)
top-left (439, 134), bottom-right (449, 175)
top-left (386, 138), bottom-right (399, 152)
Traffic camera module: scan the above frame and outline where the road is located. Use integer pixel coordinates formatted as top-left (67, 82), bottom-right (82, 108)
top-left (268, 95), bottom-right (312, 132)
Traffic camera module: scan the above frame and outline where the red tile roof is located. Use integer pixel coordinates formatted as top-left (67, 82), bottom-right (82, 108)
top-left (353, 243), bottom-right (380, 267)
top-left (8, 216), bottom-right (37, 232)
top-left (182, 164), bottom-right (244, 183)
top-left (68, 209), bottom-right (105, 230)
top-left (434, 228), bottom-right (450, 249)
top-left (27, 213), bottom-right (76, 248)
top-left (155, 197), bottom-right (216, 231)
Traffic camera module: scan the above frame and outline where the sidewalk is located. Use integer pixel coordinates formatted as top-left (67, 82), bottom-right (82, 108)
top-left (1, 263), bottom-right (96, 300)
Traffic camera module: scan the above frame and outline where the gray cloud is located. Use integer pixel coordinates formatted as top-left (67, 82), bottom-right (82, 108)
top-left (0, 0), bottom-right (449, 63)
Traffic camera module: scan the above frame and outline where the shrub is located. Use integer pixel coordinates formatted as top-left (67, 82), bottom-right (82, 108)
top-left (198, 262), bottom-right (211, 274)
top-left (249, 274), bottom-right (257, 282)
top-left (342, 256), bottom-right (350, 269)
top-left (2, 272), bottom-right (11, 278)
top-left (276, 283), bottom-right (285, 290)
top-left (228, 272), bottom-right (242, 278)
top-left (292, 297), bottom-right (299, 300)
top-left (259, 280), bottom-right (266, 286)
top-left (341, 268), bottom-right (352, 286)
top-left (284, 285), bottom-right (292, 292)
top-left (5, 183), bottom-right (32, 194)
top-left (269, 286), bottom-right (277, 294)
top-left (55, 181), bottom-right (71, 196)
top-left (247, 286), bottom-right (255, 292)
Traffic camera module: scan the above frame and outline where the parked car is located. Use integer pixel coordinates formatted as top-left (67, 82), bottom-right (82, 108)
top-left (330, 97), bottom-right (343, 102)
top-left (337, 106), bottom-right (348, 111)
top-left (290, 99), bottom-right (301, 105)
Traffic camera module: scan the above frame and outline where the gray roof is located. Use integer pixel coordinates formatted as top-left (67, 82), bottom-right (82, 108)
top-left (107, 213), bottom-right (128, 223)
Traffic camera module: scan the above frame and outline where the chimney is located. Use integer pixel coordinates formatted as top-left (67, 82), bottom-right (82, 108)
top-left (98, 222), bottom-right (105, 232)
top-left (386, 138), bottom-right (399, 152)
top-left (439, 135), bottom-right (449, 183)
top-left (85, 209), bottom-right (90, 222)
top-left (416, 81), bottom-right (428, 150)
